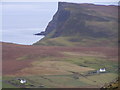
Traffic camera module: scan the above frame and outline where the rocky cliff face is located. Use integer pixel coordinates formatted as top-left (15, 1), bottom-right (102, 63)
top-left (34, 2), bottom-right (118, 46)
top-left (41, 2), bottom-right (71, 36)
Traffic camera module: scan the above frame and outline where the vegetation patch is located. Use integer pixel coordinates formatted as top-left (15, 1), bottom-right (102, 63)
top-left (62, 56), bottom-right (118, 73)
top-left (18, 61), bottom-right (94, 76)
top-left (79, 73), bottom-right (118, 87)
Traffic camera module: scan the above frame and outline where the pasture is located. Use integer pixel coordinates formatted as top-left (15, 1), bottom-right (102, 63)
top-left (2, 43), bottom-right (118, 88)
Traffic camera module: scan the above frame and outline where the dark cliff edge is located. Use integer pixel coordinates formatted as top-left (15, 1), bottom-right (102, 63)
top-left (34, 2), bottom-right (118, 47)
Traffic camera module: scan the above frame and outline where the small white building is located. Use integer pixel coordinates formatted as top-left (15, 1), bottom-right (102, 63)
top-left (20, 79), bottom-right (27, 84)
top-left (99, 68), bottom-right (106, 73)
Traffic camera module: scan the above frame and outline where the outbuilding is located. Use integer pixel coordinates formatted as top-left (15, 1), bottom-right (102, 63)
top-left (99, 68), bottom-right (106, 73)
top-left (20, 79), bottom-right (27, 84)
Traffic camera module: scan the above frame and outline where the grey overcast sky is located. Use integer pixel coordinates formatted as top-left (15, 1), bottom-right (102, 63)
top-left (1, 0), bottom-right (119, 3)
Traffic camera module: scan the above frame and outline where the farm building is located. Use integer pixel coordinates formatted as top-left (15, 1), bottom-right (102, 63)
top-left (97, 68), bottom-right (106, 73)
top-left (20, 79), bottom-right (27, 84)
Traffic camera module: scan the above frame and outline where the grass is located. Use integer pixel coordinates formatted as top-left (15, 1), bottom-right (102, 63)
top-left (2, 76), bottom-right (16, 88)
top-left (2, 82), bottom-right (17, 88)
top-left (62, 55), bottom-right (118, 73)
top-left (16, 56), bottom-right (29, 61)
top-left (80, 73), bottom-right (118, 87)
top-left (19, 60), bottom-right (94, 76)
top-left (85, 21), bottom-right (118, 33)
top-left (2, 73), bottom-right (118, 88)
top-left (20, 75), bottom-right (89, 88)
top-left (35, 36), bottom-right (117, 47)
top-left (0, 76), bottom-right (2, 89)
top-left (45, 75), bottom-right (88, 87)
top-left (36, 37), bottom-right (74, 46)
top-left (2, 43), bottom-right (118, 88)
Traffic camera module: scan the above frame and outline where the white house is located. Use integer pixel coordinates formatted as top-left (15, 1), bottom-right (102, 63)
top-left (20, 79), bottom-right (27, 84)
top-left (99, 68), bottom-right (106, 73)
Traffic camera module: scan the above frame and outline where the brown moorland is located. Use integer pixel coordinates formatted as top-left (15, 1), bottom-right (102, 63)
top-left (2, 42), bottom-right (118, 76)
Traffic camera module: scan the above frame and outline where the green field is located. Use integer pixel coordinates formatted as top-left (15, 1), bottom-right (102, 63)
top-left (2, 82), bottom-right (17, 88)
top-left (2, 73), bottom-right (118, 88)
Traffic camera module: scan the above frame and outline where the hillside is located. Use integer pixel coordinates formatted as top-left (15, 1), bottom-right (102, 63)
top-left (34, 2), bottom-right (118, 46)
top-left (2, 42), bottom-right (118, 88)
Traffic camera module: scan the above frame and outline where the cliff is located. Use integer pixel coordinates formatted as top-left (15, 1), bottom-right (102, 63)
top-left (34, 2), bottom-right (118, 46)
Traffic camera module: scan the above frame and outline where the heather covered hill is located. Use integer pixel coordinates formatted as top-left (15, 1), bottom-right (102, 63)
top-left (2, 42), bottom-right (118, 88)
top-left (34, 2), bottom-right (118, 46)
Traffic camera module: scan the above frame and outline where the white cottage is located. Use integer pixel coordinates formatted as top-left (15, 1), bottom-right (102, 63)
top-left (20, 79), bottom-right (27, 84)
top-left (99, 68), bottom-right (106, 72)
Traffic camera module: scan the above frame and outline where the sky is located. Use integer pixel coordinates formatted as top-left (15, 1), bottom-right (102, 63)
top-left (2, 2), bottom-right (58, 29)
top-left (0, 0), bottom-right (119, 5)
top-left (1, 0), bottom-right (119, 3)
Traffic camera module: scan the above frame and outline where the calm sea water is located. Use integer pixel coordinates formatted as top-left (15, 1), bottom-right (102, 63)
top-left (1, 2), bottom-right (117, 45)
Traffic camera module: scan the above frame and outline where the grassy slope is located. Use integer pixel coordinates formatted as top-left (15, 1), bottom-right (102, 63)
top-left (2, 82), bottom-right (17, 88)
top-left (35, 36), bottom-right (117, 47)
top-left (2, 43), bottom-right (118, 88)
top-left (2, 76), bottom-right (17, 88)
top-left (3, 73), bottom-right (117, 88)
